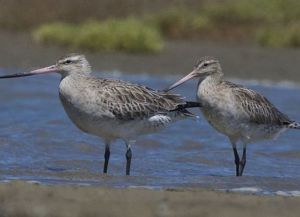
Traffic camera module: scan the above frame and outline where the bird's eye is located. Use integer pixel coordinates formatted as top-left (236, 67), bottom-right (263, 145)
top-left (64, 60), bottom-right (72, 64)
top-left (203, 63), bottom-right (208, 67)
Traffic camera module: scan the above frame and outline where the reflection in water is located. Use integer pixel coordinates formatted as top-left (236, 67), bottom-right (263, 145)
top-left (0, 70), bottom-right (300, 195)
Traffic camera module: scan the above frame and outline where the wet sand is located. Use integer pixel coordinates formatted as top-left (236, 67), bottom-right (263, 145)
top-left (0, 181), bottom-right (299, 217)
top-left (1, 30), bottom-right (300, 82)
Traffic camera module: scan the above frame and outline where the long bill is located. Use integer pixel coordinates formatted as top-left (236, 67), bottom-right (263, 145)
top-left (0, 65), bottom-right (59, 79)
top-left (164, 69), bottom-right (197, 92)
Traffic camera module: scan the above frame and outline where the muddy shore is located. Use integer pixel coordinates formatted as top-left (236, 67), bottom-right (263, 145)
top-left (1, 30), bottom-right (300, 82)
top-left (0, 181), bottom-right (298, 217)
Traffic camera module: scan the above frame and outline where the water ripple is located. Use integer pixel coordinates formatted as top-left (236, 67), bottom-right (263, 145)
top-left (0, 69), bottom-right (300, 195)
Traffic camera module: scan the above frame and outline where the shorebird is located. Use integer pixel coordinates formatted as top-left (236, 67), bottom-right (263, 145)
top-left (0, 54), bottom-right (201, 175)
top-left (165, 56), bottom-right (300, 176)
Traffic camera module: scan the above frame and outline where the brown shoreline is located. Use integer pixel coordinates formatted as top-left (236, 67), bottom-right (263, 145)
top-left (1, 30), bottom-right (300, 82)
top-left (0, 181), bottom-right (299, 217)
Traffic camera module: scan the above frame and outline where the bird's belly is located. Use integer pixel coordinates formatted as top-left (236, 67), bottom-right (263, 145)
top-left (59, 93), bottom-right (113, 137)
top-left (60, 95), bottom-right (170, 141)
top-left (202, 107), bottom-right (285, 143)
top-left (60, 99), bottom-right (109, 135)
top-left (240, 124), bottom-right (286, 143)
top-left (202, 107), bottom-right (240, 136)
top-left (64, 108), bottom-right (167, 140)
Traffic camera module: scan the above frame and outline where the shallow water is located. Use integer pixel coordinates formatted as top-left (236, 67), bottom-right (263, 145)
top-left (0, 69), bottom-right (300, 196)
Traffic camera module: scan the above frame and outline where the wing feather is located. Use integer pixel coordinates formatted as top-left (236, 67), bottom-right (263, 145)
top-left (95, 79), bottom-right (186, 120)
top-left (224, 81), bottom-right (291, 125)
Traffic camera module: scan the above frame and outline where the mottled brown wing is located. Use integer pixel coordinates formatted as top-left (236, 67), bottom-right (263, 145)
top-left (99, 80), bottom-right (186, 120)
top-left (225, 81), bottom-right (291, 125)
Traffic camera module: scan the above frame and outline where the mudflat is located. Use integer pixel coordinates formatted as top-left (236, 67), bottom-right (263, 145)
top-left (0, 181), bottom-right (299, 217)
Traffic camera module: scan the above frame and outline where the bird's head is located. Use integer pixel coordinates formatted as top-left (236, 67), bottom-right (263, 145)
top-left (165, 56), bottom-right (221, 91)
top-left (0, 54), bottom-right (91, 79)
top-left (56, 54), bottom-right (91, 76)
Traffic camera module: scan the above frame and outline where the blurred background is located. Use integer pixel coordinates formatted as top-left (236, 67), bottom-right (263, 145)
top-left (0, 0), bottom-right (300, 79)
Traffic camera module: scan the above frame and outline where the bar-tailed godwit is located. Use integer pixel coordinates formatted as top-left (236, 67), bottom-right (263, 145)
top-left (0, 54), bottom-right (201, 175)
top-left (165, 56), bottom-right (300, 176)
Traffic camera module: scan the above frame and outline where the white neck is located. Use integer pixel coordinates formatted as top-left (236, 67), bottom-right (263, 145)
top-left (199, 70), bottom-right (223, 87)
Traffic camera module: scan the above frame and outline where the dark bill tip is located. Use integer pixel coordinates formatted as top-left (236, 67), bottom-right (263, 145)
top-left (0, 65), bottom-right (58, 79)
top-left (0, 72), bottom-right (37, 79)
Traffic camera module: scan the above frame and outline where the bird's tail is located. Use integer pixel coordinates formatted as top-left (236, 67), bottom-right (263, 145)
top-left (171, 101), bottom-right (201, 117)
top-left (180, 109), bottom-right (197, 117)
top-left (184, 101), bottom-right (202, 109)
top-left (287, 121), bottom-right (300, 129)
top-left (175, 101), bottom-right (202, 110)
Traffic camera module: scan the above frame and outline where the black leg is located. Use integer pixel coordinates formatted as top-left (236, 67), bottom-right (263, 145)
top-left (125, 147), bottom-right (132, 176)
top-left (103, 145), bottom-right (110, 174)
top-left (239, 147), bottom-right (247, 176)
top-left (233, 147), bottom-right (240, 176)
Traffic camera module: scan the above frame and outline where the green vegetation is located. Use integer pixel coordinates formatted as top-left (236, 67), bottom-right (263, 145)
top-left (147, 7), bottom-right (211, 39)
top-left (203, 1), bottom-right (263, 25)
top-left (257, 23), bottom-right (300, 48)
top-left (147, 0), bottom-right (300, 47)
top-left (33, 23), bottom-right (77, 47)
top-left (0, 0), bottom-right (204, 30)
top-left (29, 0), bottom-right (300, 51)
top-left (203, 0), bottom-right (300, 25)
top-left (33, 19), bottom-right (163, 53)
top-left (201, 0), bottom-right (300, 48)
